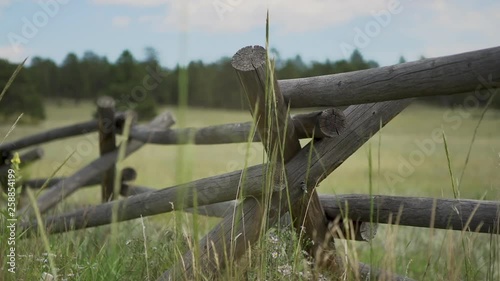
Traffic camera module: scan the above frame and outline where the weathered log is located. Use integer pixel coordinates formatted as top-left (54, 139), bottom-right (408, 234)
top-left (0, 147), bottom-right (44, 176)
top-left (294, 108), bottom-right (346, 138)
top-left (19, 100), bottom-right (410, 239)
top-left (97, 96), bottom-right (117, 202)
top-left (122, 187), bottom-right (500, 235)
top-left (233, 44), bottom-right (338, 273)
top-left (23, 167), bottom-right (137, 190)
top-left (18, 111), bottom-right (175, 217)
top-left (0, 113), bottom-right (127, 152)
top-left (128, 108), bottom-right (345, 145)
top-left (321, 194), bottom-right (500, 234)
top-left (122, 184), bottom-right (372, 241)
top-left (19, 147), bottom-right (44, 163)
top-left (23, 188), bottom-right (499, 235)
top-left (1, 147), bottom-right (45, 195)
top-left (279, 46), bottom-right (500, 108)
top-left (120, 183), bottom-right (156, 197)
top-left (232, 45), bottom-right (301, 161)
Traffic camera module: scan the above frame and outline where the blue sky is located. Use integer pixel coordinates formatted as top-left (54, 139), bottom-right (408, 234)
top-left (1, 0), bottom-right (499, 68)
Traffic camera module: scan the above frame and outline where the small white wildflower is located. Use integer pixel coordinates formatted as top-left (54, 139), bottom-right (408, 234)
top-left (318, 273), bottom-right (328, 281)
top-left (40, 272), bottom-right (54, 281)
top-left (277, 265), bottom-right (292, 276)
top-left (271, 251), bottom-right (278, 259)
top-left (269, 233), bottom-right (279, 244)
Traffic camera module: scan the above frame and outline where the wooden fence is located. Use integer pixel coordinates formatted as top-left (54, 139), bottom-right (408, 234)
top-left (1, 45), bottom-right (499, 281)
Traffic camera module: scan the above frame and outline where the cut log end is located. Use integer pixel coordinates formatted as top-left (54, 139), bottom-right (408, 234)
top-left (120, 167), bottom-right (137, 182)
top-left (151, 111), bottom-right (176, 129)
top-left (97, 96), bottom-right (116, 108)
top-left (231, 45), bottom-right (267, 71)
top-left (328, 218), bottom-right (378, 242)
top-left (319, 108), bottom-right (346, 137)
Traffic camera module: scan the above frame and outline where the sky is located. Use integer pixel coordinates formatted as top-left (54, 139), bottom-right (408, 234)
top-left (0, 0), bottom-right (499, 68)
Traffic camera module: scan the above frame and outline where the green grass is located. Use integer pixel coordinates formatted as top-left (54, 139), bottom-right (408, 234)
top-left (1, 101), bottom-right (500, 280)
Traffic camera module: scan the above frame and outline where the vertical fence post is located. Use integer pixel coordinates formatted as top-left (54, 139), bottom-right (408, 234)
top-left (97, 96), bottom-right (117, 202)
top-left (232, 45), bottom-right (338, 271)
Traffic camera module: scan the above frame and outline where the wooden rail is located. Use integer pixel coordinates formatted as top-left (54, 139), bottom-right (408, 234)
top-left (19, 100), bottom-right (410, 237)
top-left (18, 111), bottom-right (175, 217)
top-left (280, 46), bottom-right (500, 107)
top-left (0, 113), bottom-right (126, 152)
top-left (0, 147), bottom-right (44, 176)
top-left (129, 108), bottom-right (345, 145)
top-left (23, 167), bottom-right (137, 190)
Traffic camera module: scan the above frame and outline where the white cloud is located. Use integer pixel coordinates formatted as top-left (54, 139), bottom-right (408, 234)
top-left (428, 1), bottom-right (500, 35)
top-left (92, 0), bottom-right (391, 33)
top-left (0, 0), bottom-right (12, 17)
top-left (0, 45), bottom-right (28, 63)
top-left (112, 16), bottom-right (131, 28)
top-left (88, 0), bottom-right (500, 60)
top-left (407, 1), bottom-right (500, 58)
top-left (158, 0), bottom-right (390, 33)
top-left (92, 0), bottom-right (167, 7)
top-left (0, 0), bottom-right (11, 6)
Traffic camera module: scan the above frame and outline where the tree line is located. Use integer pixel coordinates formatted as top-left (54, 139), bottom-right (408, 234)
top-left (0, 48), bottom-right (496, 122)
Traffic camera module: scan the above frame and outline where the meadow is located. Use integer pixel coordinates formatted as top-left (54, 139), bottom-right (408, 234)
top-left (1, 100), bottom-right (499, 280)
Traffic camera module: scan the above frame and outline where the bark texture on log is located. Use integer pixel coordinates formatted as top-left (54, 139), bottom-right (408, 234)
top-left (279, 46), bottom-right (500, 108)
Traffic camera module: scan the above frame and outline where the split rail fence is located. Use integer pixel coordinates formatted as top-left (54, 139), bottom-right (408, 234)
top-left (1, 45), bottom-right (500, 280)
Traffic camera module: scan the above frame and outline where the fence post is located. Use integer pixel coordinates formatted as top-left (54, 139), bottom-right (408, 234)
top-left (97, 96), bottom-right (117, 202)
top-left (232, 45), bottom-right (338, 271)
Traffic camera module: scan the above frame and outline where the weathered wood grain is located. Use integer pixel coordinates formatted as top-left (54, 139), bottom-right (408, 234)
top-left (322, 194), bottom-right (500, 234)
top-left (280, 46), bottom-right (500, 108)
top-left (232, 45), bottom-right (301, 161)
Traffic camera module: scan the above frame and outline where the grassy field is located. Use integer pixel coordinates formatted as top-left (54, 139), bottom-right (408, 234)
top-left (1, 100), bottom-right (499, 280)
